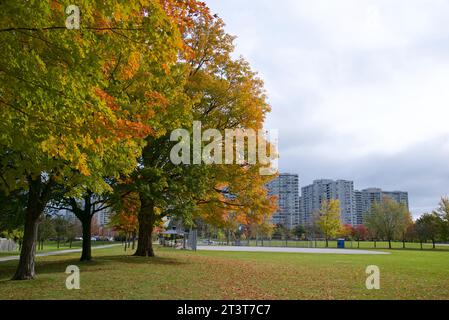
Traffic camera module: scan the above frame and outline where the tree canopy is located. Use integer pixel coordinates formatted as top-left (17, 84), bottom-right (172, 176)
top-left (365, 197), bottom-right (412, 249)
top-left (314, 199), bottom-right (342, 248)
top-left (0, 1), bottom-right (277, 279)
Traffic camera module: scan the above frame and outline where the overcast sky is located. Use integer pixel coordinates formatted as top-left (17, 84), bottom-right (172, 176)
top-left (206, 0), bottom-right (449, 218)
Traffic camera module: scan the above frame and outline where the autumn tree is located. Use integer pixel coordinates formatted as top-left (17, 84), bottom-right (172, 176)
top-left (37, 215), bottom-right (55, 251)
top-left (132, 14), bottom-right (277, 257)
top-left (352, 225), bottom-right (369, 249)
top-left (400, 211), bottom-right (414, 249)
top-left (365, 197), bottom-right (411, 249)
top-left (314, 200), bottom-right (342, 248)
top-left (415, 213), bottom-right (442, 249)
top-left (110, 192), bottom-right (139, 251)
top-left (433, 197), bottom-right (449, 241)
top-left (0, 0), bottom-right (187, 279)
top-left (340, 224), bottom-right (354, 240)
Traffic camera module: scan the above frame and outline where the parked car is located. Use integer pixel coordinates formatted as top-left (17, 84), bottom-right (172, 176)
top-left (97, 236), bottom-right (114, 242)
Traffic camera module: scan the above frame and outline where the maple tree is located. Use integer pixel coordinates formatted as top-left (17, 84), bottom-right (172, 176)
top-left (340, 224), bottom-right (354, 239)
top-left (110, 192), bottom-right (140, 251)
top-left (0, 0), bottom-right (184, 279)
top-left (131, 14), bottom-right (277, 257)
top-left (352, 225), bottom-right (369, 248)
top-left (0, 1), bottom-right (277, 277)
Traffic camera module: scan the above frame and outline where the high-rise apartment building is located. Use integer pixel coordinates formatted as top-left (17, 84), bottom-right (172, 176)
top-left (354, 190), bottom-right (363, 226)
top-left (301, 179), bottom-right (356, 226)
top-left (268, 175), bottom-right (409, 228)
top-left (356, 188), bottom-right (409, 224)
top-left (266, 174), bottom-right (301, 229)
top-left (96, 209), bottom-right (112, 227)
top-left (383, 191), bottom-right (409, 209)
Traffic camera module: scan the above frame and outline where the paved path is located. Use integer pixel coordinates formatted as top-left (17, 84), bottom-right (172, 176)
top-left (197, 246), bottom-right (390, 255)
top-left (0, 244), bottom-right (121, 263)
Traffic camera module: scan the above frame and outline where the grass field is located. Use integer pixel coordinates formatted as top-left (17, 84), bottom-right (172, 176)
top-left (1, 245), bottom-right (448, 300)
top-left (0, 241), bottom-right (117, 257)
top-left (207, 239), bottom-right (449, 251)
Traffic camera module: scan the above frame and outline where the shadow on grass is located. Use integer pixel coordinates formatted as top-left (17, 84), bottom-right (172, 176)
top-left (0, 252), bottom-right (189, 282)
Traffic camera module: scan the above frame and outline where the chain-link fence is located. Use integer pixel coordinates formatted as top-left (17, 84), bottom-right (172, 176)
top-left (198, 237), bottom-right (332, 248)
top-left (195, 237), bottom-right (449, 250)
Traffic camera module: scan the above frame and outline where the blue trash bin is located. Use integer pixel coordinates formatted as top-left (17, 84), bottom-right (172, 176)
top-left (337, 239), bottom-right (345, 249)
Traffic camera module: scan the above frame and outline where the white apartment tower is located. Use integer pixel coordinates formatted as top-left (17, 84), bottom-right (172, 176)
top-left (266, 174), bottom-right (301, 229)
top-left (302, 179), bottom-right (356, 226)
top-left (356, 188), bottom-right (409, 224)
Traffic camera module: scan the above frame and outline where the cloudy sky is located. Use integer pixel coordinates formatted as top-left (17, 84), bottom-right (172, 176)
top-left (206, 0), bottom-right (449, 217)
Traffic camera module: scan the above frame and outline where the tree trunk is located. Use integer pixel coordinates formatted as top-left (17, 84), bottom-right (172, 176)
top-left (12, 174), bottom-right (53, 281)
top-left (325, 238), bottom-right (329, 248)
top-left (132, 233), bottom-right (136, 250)
top-left (80, 217), bottom-right (92, 262)
top-left (134, 197), bottom-right (155, 257)
top-left (388, 239), bottom-right (392, 249)
top-left (12, 195), bottom-right (41, 280)
top-left (432, 239), bottom-right (436, 249)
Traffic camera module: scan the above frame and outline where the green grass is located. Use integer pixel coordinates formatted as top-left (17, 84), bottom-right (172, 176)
top-left (209, 239), bottom-right (449, 251)
top-left (0, 245), bottom-right (448, 300)
top-left (0, 241), bottom-right (117, 257)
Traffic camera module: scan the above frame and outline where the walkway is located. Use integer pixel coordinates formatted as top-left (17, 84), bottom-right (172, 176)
top-left (197, 246), bottom-right (390, 255)
top-left (0, 244), bottom-right (121, 263)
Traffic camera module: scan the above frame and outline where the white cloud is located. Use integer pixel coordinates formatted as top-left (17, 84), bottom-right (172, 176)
top-left (206, 0), bottom-right (449, 215)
